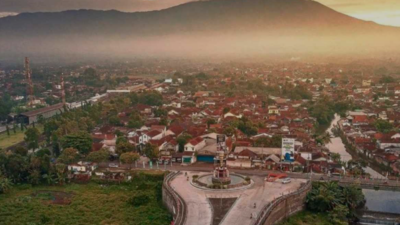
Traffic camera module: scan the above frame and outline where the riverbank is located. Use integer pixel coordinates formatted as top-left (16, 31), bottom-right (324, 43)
top-left (325, 114), bottom-right (386, 179)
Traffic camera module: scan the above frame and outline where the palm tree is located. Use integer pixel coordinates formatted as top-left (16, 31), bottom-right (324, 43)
top-left (342, 185), bottom-right (365, 211)
top-left (0, 175), bottom-right (12, 194)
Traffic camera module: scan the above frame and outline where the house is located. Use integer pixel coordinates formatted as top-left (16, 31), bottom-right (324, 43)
top-left (139, 129), bottom-right (164, 144)
top-left (268, 106), bottom-right (280, 115)
top-left (182, 151), bottom-right (196, 164)
top-left (68, 161), bottom-right (98, 174)
top-left (184, 136), bottom-right (206, 152)
top-left (166, 125), bottom-right (185, 136)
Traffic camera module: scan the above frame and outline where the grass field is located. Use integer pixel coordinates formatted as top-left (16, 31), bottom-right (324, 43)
top-left (0, 125), bottom-right (43, 149)
top-left (0, 172), bottom-right (171, 225)
top-left (279, 211), bottom-right (336, 225)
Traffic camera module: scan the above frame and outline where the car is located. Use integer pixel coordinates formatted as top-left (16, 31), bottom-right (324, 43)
top-left (281, 178), bottom-right (291, 184)
top-left (109, 163), bottom-right (119, 168)
top-left (158, 159), bottom-right (163, 164)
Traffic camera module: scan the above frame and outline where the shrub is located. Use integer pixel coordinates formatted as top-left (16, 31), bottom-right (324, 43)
top-left (245, 176), bottom-right (251, 182)
top-left (127, 194), bottom-right (150, 207)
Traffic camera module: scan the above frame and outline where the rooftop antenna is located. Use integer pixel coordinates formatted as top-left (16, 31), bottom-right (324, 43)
top-left (24, 57), bottom-right (35, 106)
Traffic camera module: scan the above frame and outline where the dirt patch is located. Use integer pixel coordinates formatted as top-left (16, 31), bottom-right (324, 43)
top-left (209, 198), bottom-right (237, 225)
top-left (32, 190), bottom-right (73, 205)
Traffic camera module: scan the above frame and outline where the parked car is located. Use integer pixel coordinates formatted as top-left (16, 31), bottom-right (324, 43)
top-left (281, 178), bottom-right (291, 184)
top-left (158, 159), bottom-right (163, 164)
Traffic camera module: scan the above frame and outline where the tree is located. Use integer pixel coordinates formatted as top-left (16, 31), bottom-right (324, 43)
top-left (127, 112), bottom-right (144, 128)
top-left (5, 154), bottom-right (29, 183)
top-left (206, 119), bottom-right (216, 128)
top-left (330, 204), bottom-right (349, 225)
top-left (176, 134), bottom-right (192, 152)
top-left (55, 163), bottom-right (67, 186)
top-left (154, 108), bottom-right (167, 117)
top-left (331, 153), bottom-right (341, 163)
top-left (316, 132), bottom-right (331, 145)
top-left (57, 148), bottom-right (79, 164)
top-left (28, 169), bottom-right (41, 186)
top-left (306, 182), bottom-right (343, 212)
top-left (0, 172), bottom-right (12, 194)
top-left (374, 119), bottom-right (393, 133)
top-left (14, 146), bottom-right (28, 156)
top-left (61, 132), bottom-right (92, 155)
top-left (254, 135), bottom-right (282, 148)
top-left (306, 182), bottom-right (365, 223)
top-left (87, 149), bottom-right (110, 163)
top-left (116, 142), bottom-right (135, 155)
top-left (143, 143), bottom-right (159, 160)
top-left (138, 91), bottom-right (163, 106)
top-left (120, 152), bottom-right (140, 169)
top-left (37, 115), bottom-right (45, 125)
top-left (223, 107), bottom-right (230, 114)
top-left (342, 185), bottom-right (365, 211)
top-left (83, 68), bottom-right (97, 79)
top-left (108, 115), bottom-right (122, 126)
top-left (223, 127), bottom-right (236, 137)
top-left (24, 127), bottom-right (40, 150)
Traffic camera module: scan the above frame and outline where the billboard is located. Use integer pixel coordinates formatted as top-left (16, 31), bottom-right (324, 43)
top-left (217, 134), bottom-right (226, 144)
top-left (282, 138), bottom-right (295, 161)
top-left (217, 134), bottom-right (226, 152)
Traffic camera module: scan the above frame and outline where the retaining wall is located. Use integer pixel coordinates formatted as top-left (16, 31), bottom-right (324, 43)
top-left (254, 181), bottom-right (312, 225)
top-left (162, 172), bottom-right (187, 225)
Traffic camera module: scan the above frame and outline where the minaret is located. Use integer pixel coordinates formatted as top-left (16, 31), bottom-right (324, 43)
top-left (25, 57), bottom-right (35, 106)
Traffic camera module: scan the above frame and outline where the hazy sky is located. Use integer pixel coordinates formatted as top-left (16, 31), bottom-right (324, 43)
top-left (1, 0), bottom-right (399, 27)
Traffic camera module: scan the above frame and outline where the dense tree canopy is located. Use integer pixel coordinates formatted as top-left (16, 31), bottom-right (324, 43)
top-left (374, 119), bottom-right (393, 133)
top-left (24, 127), bottom-right (40, 150)
top-left (86, 148), bottom-right (110, 163)
top-left (57, 148), bottom-right (79, 164)
top-left (61, 132), bottom-right (93, 155)
top-left (306, 182), bottom-right (365, 224)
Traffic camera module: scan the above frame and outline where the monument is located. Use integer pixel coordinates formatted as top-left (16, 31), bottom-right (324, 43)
top-left (212, 151), bottom-right (231, 184)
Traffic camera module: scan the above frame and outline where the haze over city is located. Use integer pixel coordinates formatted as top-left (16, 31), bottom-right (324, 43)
top-left (0, 1), bottom-right (400, 225)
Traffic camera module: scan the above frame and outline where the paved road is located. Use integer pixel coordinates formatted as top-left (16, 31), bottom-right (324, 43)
top-left (170, 171), bottom-right (213, 225)
top-left (103, 162), bottom-right (400, 187)
top-left (169, 171), bottom-right (305, 225)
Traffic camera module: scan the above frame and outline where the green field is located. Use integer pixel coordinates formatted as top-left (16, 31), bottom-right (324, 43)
top-left (0, 125), bottom-right (43, 149)
top-left (279, 211), bottom-right (337, 225)
top-left (0, 172), bottom-right (171, 225)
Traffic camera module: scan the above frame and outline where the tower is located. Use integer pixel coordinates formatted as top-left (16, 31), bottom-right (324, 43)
top-left (24, 57), bottom-right (35, 106)
top-left (61, 75), bottom-right (66, 106)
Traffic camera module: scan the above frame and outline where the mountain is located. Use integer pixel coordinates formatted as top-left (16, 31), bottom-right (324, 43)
top-left (0, 0), bottom-right (399, 63)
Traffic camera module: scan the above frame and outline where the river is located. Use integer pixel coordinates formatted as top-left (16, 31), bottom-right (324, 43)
top-left (325, 114), bottom-right (386, 179)
top-left (325, 115), bottom-right (400, 223)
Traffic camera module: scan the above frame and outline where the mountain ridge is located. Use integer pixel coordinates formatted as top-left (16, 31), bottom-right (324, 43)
top-left (1, 0), bottom-right (397, 37)
top-left (0, 0), bottom-right (399, 62)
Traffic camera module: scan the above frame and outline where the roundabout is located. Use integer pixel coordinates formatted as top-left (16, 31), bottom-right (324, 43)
top-left (190, 152), bottom-right (254, 190)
